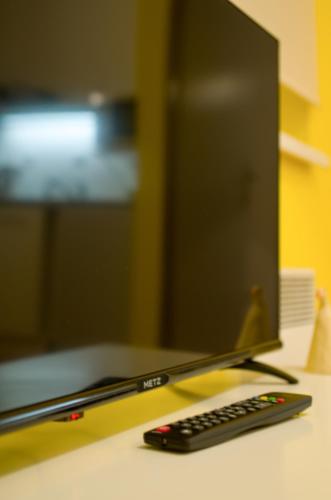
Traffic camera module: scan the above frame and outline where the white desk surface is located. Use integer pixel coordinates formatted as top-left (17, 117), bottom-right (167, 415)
top-left (0, 333), bottom-right (330, 500)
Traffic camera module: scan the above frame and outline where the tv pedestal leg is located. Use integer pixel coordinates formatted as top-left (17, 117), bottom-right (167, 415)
top-left (229, 359), bottom-right (298, 384)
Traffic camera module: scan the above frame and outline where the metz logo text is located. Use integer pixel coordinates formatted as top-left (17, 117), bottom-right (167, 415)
top-left (137, 374), bottom-right (169, 392)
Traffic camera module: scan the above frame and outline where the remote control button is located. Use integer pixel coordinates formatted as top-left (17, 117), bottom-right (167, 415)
top-left (224, 412), bottom-right (237, 419)
top-left (219, 416), bottom-right (230, 422)
top-left (259, 396), bottom-right (269, 401)
top-left (277, 397), bottom-right (285, 403)
top-left (203, 422), bottom-right (213, 428)
top-left (233, 409), bottom-right (247, 416)
top-left (193, 425), bottom-right (205, 432)
top-left (268, 396), bottom-right (277, 403)
top-left (210, 418), bottom-right (221, 425)
top-left (213, 411), bottom-right (228, 417)
top-left (246, 407), bottom-right (257, 412)
top-left (180, 423), bottom-right (192, 429)
top-left (198, 417), bottom-right (209, 423)
top-left (171, 422), bottom-right (181, 428)
top-left (180, 429), bottom-right (193, 436)
top-left (156, 426), bottom-right (171, 433)
top-left (254, 402), bottom-right (272, 409)
top-left (241, 402), bottom-right (254, 408)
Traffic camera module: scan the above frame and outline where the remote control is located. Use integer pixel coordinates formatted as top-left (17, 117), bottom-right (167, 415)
top-left (143, 392), bottom-right (312, 452)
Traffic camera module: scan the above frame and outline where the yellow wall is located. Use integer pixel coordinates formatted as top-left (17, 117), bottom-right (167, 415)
top-left (280, 0), bottom-right (331, 293)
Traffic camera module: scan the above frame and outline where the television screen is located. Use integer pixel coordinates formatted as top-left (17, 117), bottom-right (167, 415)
top-left (0, 0), bottom-right (279, 432)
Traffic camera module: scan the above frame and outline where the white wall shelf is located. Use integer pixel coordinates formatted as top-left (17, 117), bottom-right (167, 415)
top-left (279, 132), bottom-right (330, 168)
top-left (230, 0), bottom-right (319, 103)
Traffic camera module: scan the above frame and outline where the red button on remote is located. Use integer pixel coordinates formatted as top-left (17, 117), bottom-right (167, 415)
top-left (277, 397), bottom-right (285, 403)
top-left (156, 426), bottom-right (171, 433)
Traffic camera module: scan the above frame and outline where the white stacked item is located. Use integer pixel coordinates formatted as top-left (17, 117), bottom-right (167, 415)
top-left (261, 268), bottom-right (315, 368)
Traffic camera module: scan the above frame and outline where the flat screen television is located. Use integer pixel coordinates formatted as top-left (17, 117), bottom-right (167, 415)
top-left (0, 0), bottom-right (291, 434)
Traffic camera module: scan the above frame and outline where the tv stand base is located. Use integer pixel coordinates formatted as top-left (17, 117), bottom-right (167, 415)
top-left (230, 359), bottom-right (298, 384)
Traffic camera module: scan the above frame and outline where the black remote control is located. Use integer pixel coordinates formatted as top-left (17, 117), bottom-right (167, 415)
top-left (143, 392), bottom-right (312, 452)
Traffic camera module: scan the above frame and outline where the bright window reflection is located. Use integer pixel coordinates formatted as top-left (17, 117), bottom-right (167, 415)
top-left (0, 110), bottom-right (137, 202)
top-left (1, 111), bottom-right (97, 154)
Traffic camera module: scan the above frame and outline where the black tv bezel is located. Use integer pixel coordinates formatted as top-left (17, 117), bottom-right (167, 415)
top-left (0, 339), bottom-right (281, 435)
